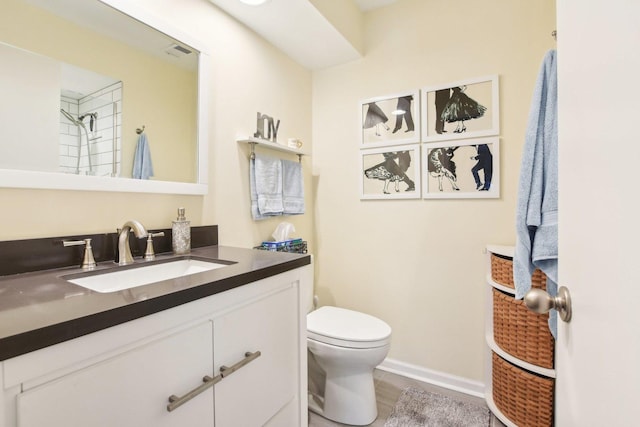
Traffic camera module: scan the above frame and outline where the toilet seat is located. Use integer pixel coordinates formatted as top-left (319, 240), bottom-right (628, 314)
top-left (307, 306), bottom-right (391, 349)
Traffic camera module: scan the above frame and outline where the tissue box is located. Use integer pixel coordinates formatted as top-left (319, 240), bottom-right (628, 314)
top-left (254, 238), bottom-right (307, 253)
top-left (261, 238), bottom-right (303, 249)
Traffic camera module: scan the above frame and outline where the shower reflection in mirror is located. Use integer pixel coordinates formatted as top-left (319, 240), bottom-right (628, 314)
top-left (59, 81), bottom-right (122, 177)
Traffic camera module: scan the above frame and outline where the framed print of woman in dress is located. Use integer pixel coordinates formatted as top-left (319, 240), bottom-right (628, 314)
top-left (360, 90), bottom-right (421, 148)
top-left (422, 137), bottom-right (500, 199)
top-left (421, 75), bottom-right (499, 142)
top-left (360, 144), bottom-right (421, 199)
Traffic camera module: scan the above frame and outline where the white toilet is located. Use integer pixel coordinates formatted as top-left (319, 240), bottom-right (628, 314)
top-left (307, 305), bottom-right (392, 426)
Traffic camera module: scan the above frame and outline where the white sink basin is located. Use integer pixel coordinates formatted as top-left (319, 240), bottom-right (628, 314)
top-left (66, 259), bottom-right (229, 293)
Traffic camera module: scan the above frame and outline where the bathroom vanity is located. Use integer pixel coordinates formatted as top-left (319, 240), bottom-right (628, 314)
top-left (0, 241), bottom-right (311, 427)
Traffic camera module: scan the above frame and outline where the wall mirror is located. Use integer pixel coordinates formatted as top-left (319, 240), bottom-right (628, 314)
top-left (0, 0), bottom-right (209, 194)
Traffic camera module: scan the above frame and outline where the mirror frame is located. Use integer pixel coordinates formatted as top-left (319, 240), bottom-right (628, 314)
top-left (0, 0), bottom-right (209, 195)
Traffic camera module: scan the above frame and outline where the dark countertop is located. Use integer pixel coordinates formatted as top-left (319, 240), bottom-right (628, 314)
top-left (0, 246), bottom-right (311, 361)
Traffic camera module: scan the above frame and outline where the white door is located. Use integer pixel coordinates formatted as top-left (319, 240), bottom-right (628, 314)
top-left (556, 1), bottom-right (640, 425)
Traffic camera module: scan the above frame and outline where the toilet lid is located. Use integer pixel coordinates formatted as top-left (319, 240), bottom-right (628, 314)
top-left (307, 306), bottom-right (391, 348)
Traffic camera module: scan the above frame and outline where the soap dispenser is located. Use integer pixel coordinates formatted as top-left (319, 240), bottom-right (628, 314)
top-left (172, 207), bottom-right (191, 254)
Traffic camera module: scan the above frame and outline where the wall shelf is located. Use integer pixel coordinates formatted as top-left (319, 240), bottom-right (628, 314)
top-left (238, 137), bottom-right (309, 159)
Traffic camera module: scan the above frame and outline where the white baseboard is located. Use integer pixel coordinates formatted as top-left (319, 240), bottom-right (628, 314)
top-left (378, 358), bottom-right (485, 398)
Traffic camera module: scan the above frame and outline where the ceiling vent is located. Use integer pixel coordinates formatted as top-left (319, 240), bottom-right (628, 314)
top-left (164, 44), bottom-right (193, 59)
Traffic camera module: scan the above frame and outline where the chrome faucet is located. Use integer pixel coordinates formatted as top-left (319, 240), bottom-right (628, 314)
top-left (63, 238), bottom-right (97, 270)
top-left (117, 220), bottom-right (148, 266)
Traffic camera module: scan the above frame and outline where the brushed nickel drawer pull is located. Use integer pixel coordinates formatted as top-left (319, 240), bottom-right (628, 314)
top-left (219, 351), bottom-right (261, 378)
top-left (167, 374), bottom-right (222, 412)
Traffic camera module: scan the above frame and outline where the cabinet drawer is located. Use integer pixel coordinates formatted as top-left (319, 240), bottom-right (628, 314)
top-left (214, 286), bottom-right (298, 427)
top-left (17, 322), bottom-right (214, 427)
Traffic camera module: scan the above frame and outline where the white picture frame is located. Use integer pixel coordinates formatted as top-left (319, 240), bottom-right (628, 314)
top-left (422, 137), bottom-right (500, 199)
top-left (360, 144), bottom-right (421, 200)
top-left (360, 90), bottom-right (421, 148)
top-left (421, 75), bottom-right (499, 143)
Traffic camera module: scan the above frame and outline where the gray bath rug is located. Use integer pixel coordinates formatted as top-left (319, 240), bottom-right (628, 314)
top-left (384, 387), bottom-right (490, 427)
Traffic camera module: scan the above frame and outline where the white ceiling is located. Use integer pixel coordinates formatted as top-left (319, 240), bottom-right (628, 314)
top-left (207, 0), bottom-right (397, 70)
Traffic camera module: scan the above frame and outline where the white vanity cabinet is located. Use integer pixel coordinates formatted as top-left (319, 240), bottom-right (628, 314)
top-left (17, 321), bottom-right (215, 427)
top-left (214, 285), bottom-right (298, 427)
top-left (0, 266), bottom-right (310, 427)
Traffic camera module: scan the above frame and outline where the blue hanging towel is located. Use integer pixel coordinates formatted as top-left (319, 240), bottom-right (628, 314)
top-left (282, 159), bottom-right (305, 215)
top-left (250, 154), bottom-right (284, 220)
top-left (513, 49), bottom-right (558, 337)
top-left (132, 133), bottom-right (154, 180)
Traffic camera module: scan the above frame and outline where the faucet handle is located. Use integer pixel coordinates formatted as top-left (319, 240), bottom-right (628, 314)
top-left (144, 232), bottom-right (165, 261)
top-left (63, 238), bottom-right (97, 270)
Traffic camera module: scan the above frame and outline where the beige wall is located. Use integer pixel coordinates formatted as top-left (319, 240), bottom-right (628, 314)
top-left (312, 0), bottom-right (556, 381)
top-left (0, 0), bottom-right (314, 248)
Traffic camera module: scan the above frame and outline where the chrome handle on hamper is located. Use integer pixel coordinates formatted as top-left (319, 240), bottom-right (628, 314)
top-left (219, 351), bottom-right (261, 378)
top-left (167, 374), bottom-right (222, 412)
top-left (524, 286), bottom-right (572, 322)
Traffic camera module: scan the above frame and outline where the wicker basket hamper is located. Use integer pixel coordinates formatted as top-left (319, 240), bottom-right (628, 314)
top-left (492, 288), bottom-right (554, 368)
top-left (490, 253), bottom-right (548, 290)
top-left (492, 352), bottom-right (554, 427)
top-left (490, 254), bottom-right (554, 368)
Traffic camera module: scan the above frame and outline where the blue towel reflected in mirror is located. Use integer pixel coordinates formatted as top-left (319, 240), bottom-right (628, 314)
top-left (133, 133), bottom-right (154, 180)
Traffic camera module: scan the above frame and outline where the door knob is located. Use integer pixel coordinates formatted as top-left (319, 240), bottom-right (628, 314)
top-left (524, 286), bottom-right (572, 322)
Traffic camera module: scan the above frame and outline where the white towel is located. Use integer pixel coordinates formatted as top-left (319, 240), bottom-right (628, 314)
top-left (513, 49), bottom-right (558, 337)
top-left (282, 159), bottom-right (305, 215)
top-left (132, 133), bottom-right (154, 179)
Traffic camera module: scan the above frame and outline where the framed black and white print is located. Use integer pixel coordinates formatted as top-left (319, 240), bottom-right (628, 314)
top-left (421, 75), bottom-right (499, 142)
top-left (422, 137), bottom-right (500, 199)
top-left (360, 90), bottom-right (421, 148)
top-left (360, 144), bottom-right (421, 200)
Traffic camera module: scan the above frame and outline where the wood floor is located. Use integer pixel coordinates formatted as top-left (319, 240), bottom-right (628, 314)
top-left (308, 369), bottom-right (506, 427)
